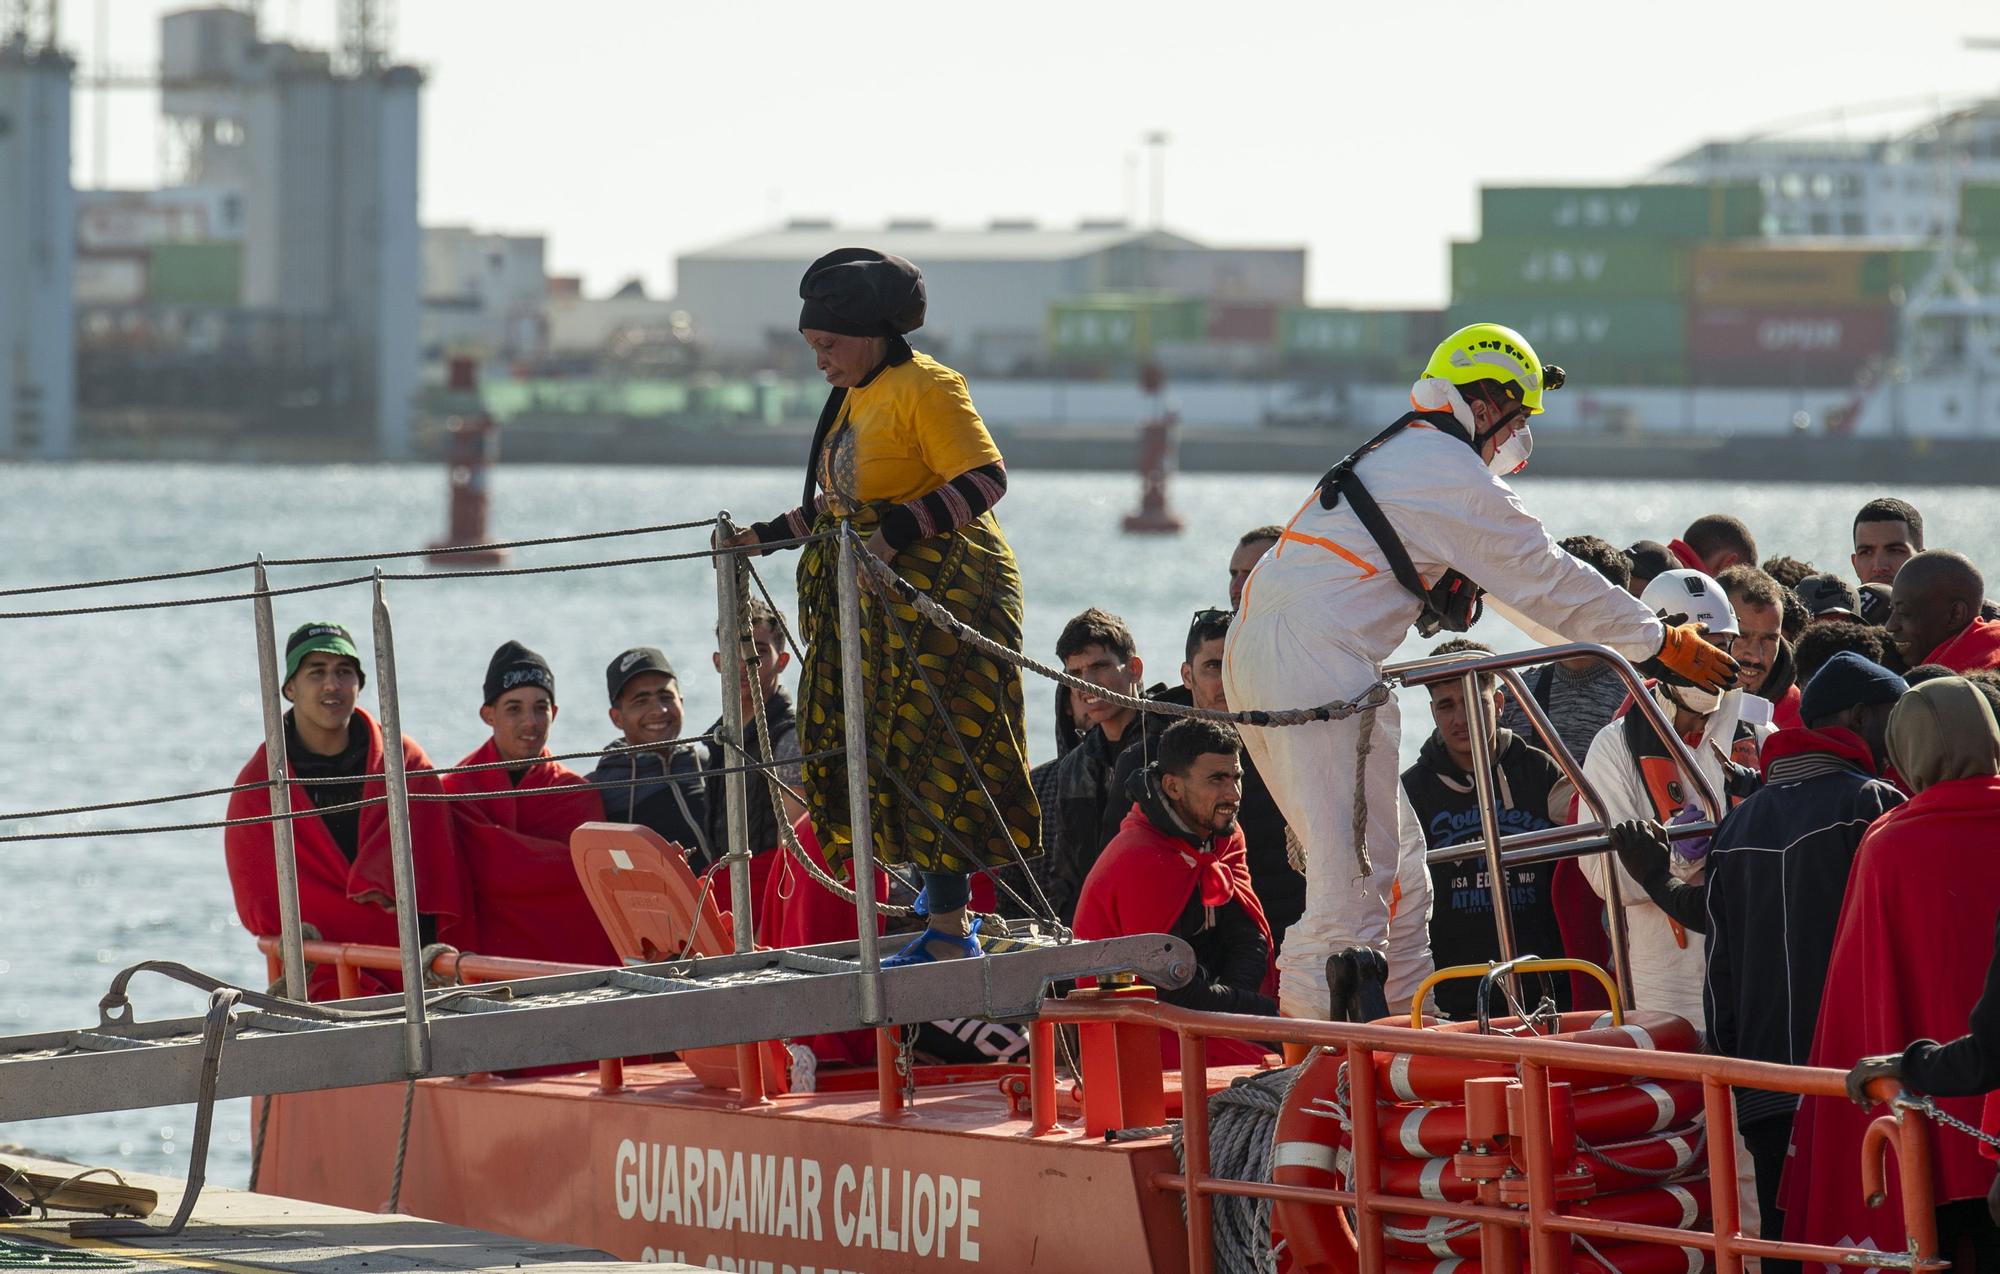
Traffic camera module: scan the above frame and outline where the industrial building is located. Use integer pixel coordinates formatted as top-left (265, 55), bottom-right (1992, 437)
top-left (0, 22), bottom-right (75, 458)
top-left (674, 220), bottom-right (1307, 374)
top-left (422, 226), bottom-right (549, 369)
top-left (10, 2), bottom-right (425, 460)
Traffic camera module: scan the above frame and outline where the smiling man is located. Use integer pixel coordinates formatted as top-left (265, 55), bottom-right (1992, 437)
top-left (1851, 497), bottom-right (1923, 587)
top-left (587, 646), bottom-right (715, 863)
top-left (1719, 565), bottom-right (1798, 726)
top-left (223, 621), bottom-right (471, 1000)
top-left (443, 641), bottom-right (613, 966)
top-left (1886, 550), bottom-right (2000, 674)
top-left (1074, 717), bottom-right (1277, 1065)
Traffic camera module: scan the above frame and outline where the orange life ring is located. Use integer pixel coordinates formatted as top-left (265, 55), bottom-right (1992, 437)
top-left (1372, 1010), bottom-right (1700, 1101)
top-left (1376, 1078), bottom-right (1702, 1159)
top-left (1270, 1049), bottom-right (1363, 1274)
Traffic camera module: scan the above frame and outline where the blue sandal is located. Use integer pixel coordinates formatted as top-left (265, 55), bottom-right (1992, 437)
top-left (882, 916), bottom-right (983, 967)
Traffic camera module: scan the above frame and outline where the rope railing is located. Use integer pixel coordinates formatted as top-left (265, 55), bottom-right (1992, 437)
top-left (842, 525), bottom-right (1396, 728)
top-left (0, 750), bottom-right (836, 844)
top-left (0, 532), bottom-right (832, 622)
top-left (0, 517), bottom-right (728, 599)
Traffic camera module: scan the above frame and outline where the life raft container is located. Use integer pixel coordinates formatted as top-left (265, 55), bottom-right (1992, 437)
top-left (1377, 1180), bottom-right (1709, 1258)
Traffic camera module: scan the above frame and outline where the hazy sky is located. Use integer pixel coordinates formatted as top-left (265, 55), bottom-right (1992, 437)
top-left (68, 1), bottom-right (2000, 306)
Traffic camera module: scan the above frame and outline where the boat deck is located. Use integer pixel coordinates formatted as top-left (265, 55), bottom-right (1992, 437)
top-left (0, 1153), bottom-right (682, 1272)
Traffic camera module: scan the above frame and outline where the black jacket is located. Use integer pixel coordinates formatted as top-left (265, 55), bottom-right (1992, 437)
top-left (1099, 685), bottom-right (1302, 947)
top-left (1124, 767), bottom-right (1276, 1018)
top-left (588, 737), bottom-right (715, 866)
top-left (1401, 729), bottom-right (1570, 1020)
top-left (701, 688), bottom-right (799, 862)
top-left (1046, 690), bottom-right (1163, 922)
top-left (1700, 731), bottom-right (1904, 1126)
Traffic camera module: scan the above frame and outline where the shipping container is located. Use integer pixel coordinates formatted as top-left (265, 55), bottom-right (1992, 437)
top-left (1481, 183), bottom-right (1762, 240)
top-left (1688, 243), bottom-right (1929, 306)
top-left (1206, 302), bottom-right (1279, 344)
top-left (1447, 299), bottom-right (1688, 362)
top-left (1452, 239), bottom-right (1688, 301)
top-left (1277, 308), bottom-right (1409, 360)
top-left (1047, 294), bottom-right (1206, 356)
top-left (1959, 183), bottom-right (2000, 241)
top-left (147, 241), bottom-right (242, 306)
top-left (1688, 304), bottom-right (1894, 385)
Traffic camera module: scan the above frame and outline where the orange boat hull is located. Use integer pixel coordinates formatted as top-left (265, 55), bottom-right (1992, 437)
top-left (258, 1061), bottom-right (1196, 1273)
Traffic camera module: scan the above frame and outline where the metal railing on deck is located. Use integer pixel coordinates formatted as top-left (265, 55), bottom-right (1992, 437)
top-left (1039, 997), bottom-right (1944, 1274)
top-left (1383, 642), bottom-right (1723, 1011)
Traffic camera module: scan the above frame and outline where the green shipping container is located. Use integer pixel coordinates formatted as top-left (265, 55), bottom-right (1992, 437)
top-left (1960, 183), bottom-right (2000, 240)
top-left (1048, 294), bottom-right (1206, 356)
top-left (1452, 238), bottom-right (1689, 301)
top-left (148, 241), bottom-right (241, 305)
top-left (1447, 299), bottom-right (1687, 363)
top-left (1277, 308), bottom-right (1410, 360)
top-left (1481, 183), bottom-right (1763, 240)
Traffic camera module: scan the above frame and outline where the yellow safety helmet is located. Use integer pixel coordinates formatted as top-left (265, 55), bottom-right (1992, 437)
top-left (1422, 323), bottom-right (1563, 415)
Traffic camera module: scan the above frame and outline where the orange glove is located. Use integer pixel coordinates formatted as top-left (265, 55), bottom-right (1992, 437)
top-left (1654, 623), bottom-right (1740, 692)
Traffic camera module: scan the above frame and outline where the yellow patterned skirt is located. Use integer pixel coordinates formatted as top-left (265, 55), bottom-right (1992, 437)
top-left (796, 506), bottom-right (1041, 875)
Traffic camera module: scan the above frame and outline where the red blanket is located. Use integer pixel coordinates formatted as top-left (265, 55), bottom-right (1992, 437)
top-left (1075, 805), bottom-right (1275, 1067)
top-left (442, 738), bottom-right (615, 966)
top-left (224, 711), bottom-right (472, 1000)
top-left (1924, 617), bottom-right (2000, 673)
top-left (1782, 775), bottom-right (2000, 1251)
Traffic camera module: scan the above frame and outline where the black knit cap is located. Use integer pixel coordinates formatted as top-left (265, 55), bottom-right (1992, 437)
top-left (797, 247), bottom-right (926, 338)
top-left (484, 639), bottom-right (555, 705)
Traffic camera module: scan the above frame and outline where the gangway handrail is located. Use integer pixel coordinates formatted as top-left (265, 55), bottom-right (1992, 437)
top-left (1041, 996), bottom-right (1946, 1274)
top-left (1382, 642), bottom-right (1721, 1011)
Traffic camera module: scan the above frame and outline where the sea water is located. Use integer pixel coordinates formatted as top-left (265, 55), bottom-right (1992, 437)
top-left (1, 461), bottom-right (1992, 1185)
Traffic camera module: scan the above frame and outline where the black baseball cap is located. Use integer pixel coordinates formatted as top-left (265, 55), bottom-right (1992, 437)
top-left (605, 646), bottom-right (676, 704)
top-left (1796, 573), bottom-right (1862, 620)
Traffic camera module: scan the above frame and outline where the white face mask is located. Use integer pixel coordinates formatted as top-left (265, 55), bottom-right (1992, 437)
top-left (1486, 423), bottom-right (1533, 477)
top-left (1665, 682), bottom-right (1723, 717)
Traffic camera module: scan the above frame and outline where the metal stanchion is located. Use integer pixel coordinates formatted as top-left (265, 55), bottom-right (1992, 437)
top-left (252, 557), bottom-right (307, 1001)
top-left (370, 571), bottom-right (431, 1075)
top-left (713, 512), bottom-right (755, 955)
top-left (837, 528), bottom-right (885, 1024)
top-left (1461, 670), bottom-right (1521, 1008)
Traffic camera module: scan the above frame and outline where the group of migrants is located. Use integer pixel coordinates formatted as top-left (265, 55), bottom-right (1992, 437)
top-left (218, 249), bottom-right (2000, 1262)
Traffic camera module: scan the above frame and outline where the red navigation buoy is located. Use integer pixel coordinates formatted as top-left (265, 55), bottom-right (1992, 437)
top-left (1122, 360), bottom-right (1184, 535)
top-left (427, 356), bottom-right (509, 567)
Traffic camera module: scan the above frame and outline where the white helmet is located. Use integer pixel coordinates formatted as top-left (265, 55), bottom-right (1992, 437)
top-left (1640, 568), bottom-right (1738, 637)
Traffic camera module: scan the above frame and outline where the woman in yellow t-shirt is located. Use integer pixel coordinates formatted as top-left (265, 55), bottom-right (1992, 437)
top-left (729, 248), bottom-right (1040, 964)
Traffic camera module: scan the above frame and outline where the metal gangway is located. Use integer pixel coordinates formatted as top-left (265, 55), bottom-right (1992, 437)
top-left (0, 517), bottom-right (1190, 1133)
top-left (0, 509), bottom-right (1722, 1237)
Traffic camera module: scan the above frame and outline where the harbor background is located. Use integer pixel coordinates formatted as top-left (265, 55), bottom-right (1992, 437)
top-left (2, 461), bottom-right (1997, 1186)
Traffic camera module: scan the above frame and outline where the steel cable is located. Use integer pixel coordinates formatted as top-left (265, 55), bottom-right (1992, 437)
top-left (0, 518), bottom-right (725, 599)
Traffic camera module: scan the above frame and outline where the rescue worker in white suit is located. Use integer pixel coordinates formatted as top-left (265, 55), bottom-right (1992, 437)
top-left (1223, 323), bottom-right (1740, 1022)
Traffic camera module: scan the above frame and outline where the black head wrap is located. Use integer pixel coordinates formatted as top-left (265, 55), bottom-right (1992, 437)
top-left (796, 247), bottom-right (927, 510)
top-left (797, 247), bottom-right (926, 338)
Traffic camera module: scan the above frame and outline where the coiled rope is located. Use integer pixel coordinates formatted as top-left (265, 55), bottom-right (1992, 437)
top-left (1170, 1066), bottom-right (1300, 1274)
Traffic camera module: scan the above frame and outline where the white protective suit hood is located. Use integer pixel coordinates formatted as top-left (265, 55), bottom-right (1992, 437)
top-left (1410, 376), bottom-right (1531, 476)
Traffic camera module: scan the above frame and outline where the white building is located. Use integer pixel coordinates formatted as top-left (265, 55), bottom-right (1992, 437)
top-left (422, 226), bottom-right (548, 365)
top-left (674, 219), bottom-right (1305, 374)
